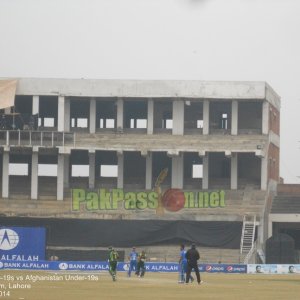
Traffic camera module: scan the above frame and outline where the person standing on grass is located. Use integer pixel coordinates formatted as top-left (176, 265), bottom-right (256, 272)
top-left (136, 250), bottom-right (146, 277)
top-left (185, 244), bottom-right (202, 285)
top-left (108, 246), bottom-right (119, 281)
top-left (127, 246), bottom-right (138, 277)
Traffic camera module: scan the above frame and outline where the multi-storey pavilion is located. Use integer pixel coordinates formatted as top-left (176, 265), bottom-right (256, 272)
top-left (0, 78), bottom-right (281, 259)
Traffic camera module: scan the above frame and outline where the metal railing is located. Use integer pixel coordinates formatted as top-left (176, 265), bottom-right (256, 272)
top-left (256, 248), bottom-right (266, 264)
top-left (243, 241), bottom-right (257, 264)
top-left (240, 215), bottom-right (256, 255)
top-left (0, 130), bottom-right (75, 147)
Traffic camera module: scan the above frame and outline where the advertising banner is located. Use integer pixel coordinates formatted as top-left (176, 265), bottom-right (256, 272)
top-left (247, 264), bottom-right (278, 274)
top-left (0, 261), bottom-right (246, 273)
top-left (248, 264), bottom-right (300, 274)
top-left (275, 265), bottom-right (300, 274)
top-left (200, 264), bottom-right (247, 273)
top-left (0, 227), bottom-right (46, 261)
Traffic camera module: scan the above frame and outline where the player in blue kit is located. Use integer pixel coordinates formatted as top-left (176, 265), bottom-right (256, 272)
top-left (127, 246), bottom-right (138, 277)
top-left (178, 244), bottom-right (194, 283)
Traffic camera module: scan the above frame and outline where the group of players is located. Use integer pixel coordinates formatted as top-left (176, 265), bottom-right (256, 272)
top-left (179, 244), bottom-right (203, 285)
top-left (108, 246), bottom-right (146, 281)
top-left (108, 244), bottom-right (203, 285)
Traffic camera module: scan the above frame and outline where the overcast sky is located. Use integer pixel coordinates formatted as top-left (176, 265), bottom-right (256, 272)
top-left (0, 0), bottom-right (299, 183)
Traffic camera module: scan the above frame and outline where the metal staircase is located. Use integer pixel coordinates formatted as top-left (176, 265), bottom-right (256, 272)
top-left (240, 215), bottom-right (256, 263)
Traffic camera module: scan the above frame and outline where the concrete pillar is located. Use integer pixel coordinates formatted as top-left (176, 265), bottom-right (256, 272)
top-left (57, 153), bottom-right (64, 200)
top-left (145, 152), bottom-right (153, 189)
top-left (117, 98), bottom-right (124, 130)
top-left (147, 99), bottom-right (154, 135)
top-left (89, 150), bottom-right (96, 189)
top-left (203, 100), bottom-right (210, 135)
top-left (231, 100), bottom-right (238, 135)
top-left (172, 100), bottom-right (184, 135)
top-left (202, 153), bottom-right (209, 189)
top-left (117, 151), bottom-right (124, 189)
top-left (257, 222), bottom-right (264, 246)
top-left (64, 98), bottom-right (70, 132)
top-left (261, 156), bottom-right (268, 191)
top-left (64, 154), bottom-right (70, 188)
top-left (2, 150), bottom-right (9, 198)
top-left (58, 96), bottom-right (65, 132)
top-left (171, 154), bottom-right (183, 188)
top-left (268, 220), bottom-right (273, 238)
top-left (262, 101), bottom-right (269, 134)
top-left (31, 149), bottom-right (38, 200)
top-left (32, 95), bottom-right (39, 115)
top-left (89, 98), bottom-right (96, 134)
top-left (231, 153), bottom-right (238, 189)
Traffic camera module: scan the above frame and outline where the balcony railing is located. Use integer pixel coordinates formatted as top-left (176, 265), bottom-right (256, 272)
top-left (0, 130), bottom-right (75, 147)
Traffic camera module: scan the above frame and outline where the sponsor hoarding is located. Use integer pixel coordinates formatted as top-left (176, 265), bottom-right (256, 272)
top-left (277, 264), bottom-right (300, 274)
top-left (0, 227), bottom-right (46, 261)
top-left (247, 264), bottom-right (278, 274)
top-left (0, 261), bottom-right (246, 273)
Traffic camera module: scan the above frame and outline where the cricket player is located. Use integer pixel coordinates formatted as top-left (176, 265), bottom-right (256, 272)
top-left (127, 246), bottom-right (138, 277)
top-left (179, 244), bottom-right (194, 283)
top-left (108, 246), bottom-right (119, 281)
top-left (136, 250), bottom-right (146, 277)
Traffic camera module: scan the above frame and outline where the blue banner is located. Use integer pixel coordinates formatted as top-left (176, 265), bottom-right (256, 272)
top-left (0, 227), bottom-right (46, 261)
top-left (200, 264), bottom-right (247, 273)
top-left (0, 260), bottom-right (246, 273)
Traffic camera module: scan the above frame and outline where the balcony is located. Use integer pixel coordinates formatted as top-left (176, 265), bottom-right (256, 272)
top-left (0, 130), bottom-right (75, 147)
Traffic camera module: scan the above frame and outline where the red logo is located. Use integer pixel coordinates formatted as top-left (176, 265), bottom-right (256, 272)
top-left (226, 266), bottom-right (233, 272)
top-left (206, 265), bottom-right (212, 272)
top-left (162, 189), bottom-right (185, 212)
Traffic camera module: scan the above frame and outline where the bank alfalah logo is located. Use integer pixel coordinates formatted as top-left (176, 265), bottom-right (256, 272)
top-left (0, 228), bottom-right (20, 250)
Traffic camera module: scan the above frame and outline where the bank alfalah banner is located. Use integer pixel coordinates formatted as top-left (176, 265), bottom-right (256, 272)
top-left (0, 227), bottom-right (46, 261)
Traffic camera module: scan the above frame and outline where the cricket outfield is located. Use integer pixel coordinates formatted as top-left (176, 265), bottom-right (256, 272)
top-left (1, 271), bottom-right (300, 300)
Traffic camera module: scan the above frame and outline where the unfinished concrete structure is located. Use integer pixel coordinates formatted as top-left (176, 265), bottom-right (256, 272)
top-left (0, 78), bottom-right (281, 261)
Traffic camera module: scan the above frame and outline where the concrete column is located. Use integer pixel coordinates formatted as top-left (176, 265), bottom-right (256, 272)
top-left (58, 96), bottom-right (65, 132)
top-left (147, 99), bottom-right (154, 135)
top-left (203, 100), bottom-right (210, 135)
top-left (231, 100), bottom-right (238, 135)
top-left (268, 220), bottom-right (273, 238)
top-left (32, 95), bottom-right (39, 115)
top-left (64, 98), bottom-right (70, 132)
top-left (145, 152), bottom-right (153, 189)
top-left (2, 150), bottom-right (9, 198)
top-left (257, 222), bottom-right (264, 246)
top-left (172, 100), bottom-right (184, 135)
top-left (89, 98), bottom-right (96, 134)
top-left (171, 154), bottom-right (183, 188)
top-left (231, 153), bottom-right (238, 189)
top-left (57, 153), bottom-right (64, 200)
top-left (89, 151), bottom-right (96, 189)
top-left (64, 154), bottom-right (70, 188)
top-left (117, 151), bottom-right (124, 189)
top-left (117, 98), bottom-right (124, 129)
top-left (31, 150), bottom-right (38, 200)
top-left (262, 101), bottom-right (269, 134)
top-left (261, 156), bottom-right (268, 191)
top-left (202, 153), bottom-right (209, 189)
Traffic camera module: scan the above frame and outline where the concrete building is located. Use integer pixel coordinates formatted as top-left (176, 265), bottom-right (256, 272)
top-left (0, 78), bottom-right (281, 261)
top-left (269, 184), bottom-right (300, 239)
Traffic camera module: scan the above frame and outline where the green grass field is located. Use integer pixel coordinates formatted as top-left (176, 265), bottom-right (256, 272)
top-left (1, 270), bottom-right (300, 300)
